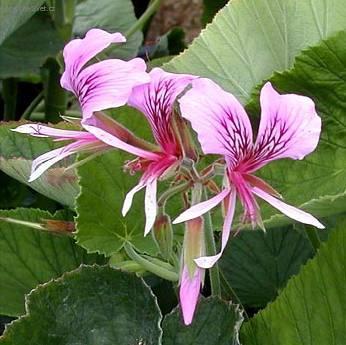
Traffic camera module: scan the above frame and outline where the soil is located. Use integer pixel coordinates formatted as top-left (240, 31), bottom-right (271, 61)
top-left (146, 0), bottom-right (203, 44)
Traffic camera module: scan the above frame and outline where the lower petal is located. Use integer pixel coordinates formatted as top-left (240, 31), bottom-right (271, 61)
top-left (122, 181), bottom-right (146, 216)
top-left (252, 186), bottom-right (324, 229)
top-left (29, 145), bottom-right (77, 182)
top-left (173, 189), bottom-right (231, 224)
top-left (179, 266), bottom-right (202, 325)
top-left (194, 190), bottom-right (237, 269)
top-left (144, 178), bottom-right (158, 236)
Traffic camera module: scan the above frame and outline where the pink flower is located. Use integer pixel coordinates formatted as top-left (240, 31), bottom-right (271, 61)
top-left (119, 68), bottom-right (197, 235)
top-left (12, 29), bottom-right (150, 181)
top-left (174, 78), bottom-right (324, 269)
top-left (179, 217), bottom-right (205, 325)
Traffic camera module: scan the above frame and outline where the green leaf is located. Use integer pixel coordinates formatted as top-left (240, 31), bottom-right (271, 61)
top-left (0, 266), bottom-right (162, 345)
top-left (162, 297), bottom-right (243, 345)
top-left (240, 218), bottom-right (346, 345)
top-left (0, 11), bottom-right (63, 79)
top-left (219, 227), bottom-right (314, 308)
top-left (247, 30), bottom-right (346, 227)
top-left (0, 122), bottom-right (79, 207)
top-left (73, 0), bottom-right (142, 60)
top-left (165, 0), bottom-right (346, 103)
top-left (75, 107), bottom-right (158, 256)
top-left (0, 0), bottom-right (43, 45)
top-left (0, 208), bottom-right (104, 317)
top-left (76, 150), bottom-right (158, 256)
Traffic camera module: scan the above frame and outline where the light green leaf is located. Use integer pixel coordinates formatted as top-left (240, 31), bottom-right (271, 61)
top-left (165, 0), bottom-right (346, 103)
top-left (0, 122), bottom-right (79, 207)
top-left (73, 0), bottom-right (142, 60)
top-left (162, 297), bottom-right (243, 345)
top-left (0, 0), bottom-right (43, 45)
top-left (240, 217), bottom-right (346, 345)
top-left (0, 266), bottom-right (162, 345)
top-left (219, 227), bottom-right (314, 308)
top-left (248, 30), bottom-right (346, 227)
top-left (0, 11), bottom-right (63, 79)
top-left (0, 208), bottom-right (104, 317)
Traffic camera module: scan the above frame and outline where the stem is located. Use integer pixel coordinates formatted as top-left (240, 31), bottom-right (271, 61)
top-left (2, 78), bottom-right (18, 121)
top-left (21, 91), bottom-right (44, 120)
top-left (124, 243), bottom-right (178, 281)
top-left (125, 0), bottom-right (162, 38)
top-left (203, 188), bottom-right (221, 297)
top-left (157, 181), bottom-right (190, 207)
top-left (54, 0), bottom-right (75, 42)
top-left (42, 58), bottom-right (67, 123)
top-left (305, 225), bottom-right (321, 253)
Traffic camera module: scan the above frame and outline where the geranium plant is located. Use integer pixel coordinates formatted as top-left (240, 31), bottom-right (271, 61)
top-left (0, 1), bottom-right (345, 344)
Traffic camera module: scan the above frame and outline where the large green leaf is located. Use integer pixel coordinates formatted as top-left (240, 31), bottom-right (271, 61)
top-left (0, 0), bottom-right (43, 45)
top-left (76, 150), bottom-right (158, 256)
top-left (165, 0), bottom-right (346, 103)
top-left (162, 297), bottom-right (243, 345)
top-left (0, 122), bottom-right (79, 207)
top-left (0, 266), bottom-right (162, 345)
top-left (73, 0), bottom-right (142, 59)
top-left (240, 218), bottom-right (346, 345)
top-left (0, 11), bottom-right (63, 78)
top-left (0, 208), bottom-right (104, 317)
top-left (219, 227), bottom-right (314, 308)
top-left (75, 107), bottom-right (157, 256)
top-left (247, 30), bottom-right (346, 227)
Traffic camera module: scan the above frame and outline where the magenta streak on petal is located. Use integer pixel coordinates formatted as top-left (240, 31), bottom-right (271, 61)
top-left (194, 190), bottom-right (236, 269)
top-left (230, 172), bottom-right (260, 226)
top-left (173, 188), bottom-right (231, 224)
top-left (141, 78), bottom-right (178, 153)
top-left (128, 68), bottom-right (197, 155)
top-left (179, 265), bottom-right (202, 325)
top-left (252, 186), bottom-right (325, 229)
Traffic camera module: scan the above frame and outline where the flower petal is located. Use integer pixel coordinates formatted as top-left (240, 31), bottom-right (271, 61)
top-left (29, 143), bottom-right (81, 182)
top-left (179, 78), bottom-right (253, 166)
top-left (83, 123), bottom-right (159, 160)
top-left (179, 266), bottom-right (202, 325)
top-left (144, 178), bottom-right (158, 236)
top-left (61, 28), bottom-right (149, 120)
top-left (194, 190), bottom-right (236, 269)
top-left (122, 181), bottom-right (146, 217)
top-left (253, 82), bottom-right (322, 167)
top-left (61, 28), bottom-right (125, 92)
top-left (12, 123), bottom-right (94, 140)
top-left (252, 186), bottom-right (325, 229)
top-left (128, 68), bottom-right (196, 150)
top-left (173, 188), bottom-right (230, 224)
top-left (78, 58), bottom-right (150, 119)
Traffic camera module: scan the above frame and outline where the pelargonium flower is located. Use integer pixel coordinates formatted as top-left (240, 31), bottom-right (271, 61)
top-left (117, 68), bottom-right (197, 235)
top-left (174, 78), bottom-right (324, 268)
top-left (12, 28), bottom-right (150, 181)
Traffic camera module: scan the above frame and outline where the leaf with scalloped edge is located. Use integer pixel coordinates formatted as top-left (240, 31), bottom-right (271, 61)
top-left (240, 217), bottom-right (346, 345)
top-left (244, 30), bottom-right (346, 228)
top-left (0, 208), bottom-right (105, 317)
top-left (0, 121), bottom-right (79, 207)
top-left (165, 0), bottom-right (346, 103)
top-left (162, 297), bottom-right (243, 345)
top-left (0, 265), bottom-right (162, 345)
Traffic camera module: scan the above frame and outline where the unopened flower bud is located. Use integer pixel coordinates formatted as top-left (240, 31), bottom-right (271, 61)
top-left (153, 214), bottom-right (173, 260)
